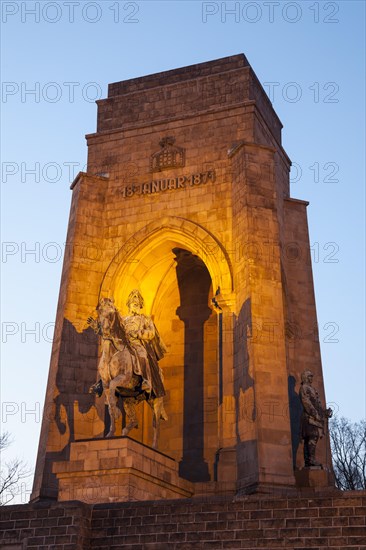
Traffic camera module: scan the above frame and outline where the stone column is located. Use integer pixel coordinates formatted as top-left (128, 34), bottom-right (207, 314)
top-left (174, 248), bottom-right (211, 482)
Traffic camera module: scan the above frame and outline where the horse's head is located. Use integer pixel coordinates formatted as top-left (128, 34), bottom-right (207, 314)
top-left (97, 297), bottom-right (116, 337)
top-left (96, 297), bottom-right (130, 348)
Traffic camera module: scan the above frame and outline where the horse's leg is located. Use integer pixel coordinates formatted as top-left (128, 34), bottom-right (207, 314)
top-left (98, 351), bottom-right (117, 437)
top-left (151, 397), bottom-right (165, 449)
top-left (105, 376), bottom-right (125, 438)
top-left (160, 402), bottom-right (168, 421)
top-left (102, 382), bottom-right (120, 438)
top-left (121, 398), bottom-right (138, 436)
top-left (103, 348), bottom-right (137, 438)
top-left (103, 385), bottom-right (114, 438)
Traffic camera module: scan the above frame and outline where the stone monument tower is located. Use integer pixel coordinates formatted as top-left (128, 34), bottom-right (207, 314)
top-left (31, 54), bottom-right (333, 503)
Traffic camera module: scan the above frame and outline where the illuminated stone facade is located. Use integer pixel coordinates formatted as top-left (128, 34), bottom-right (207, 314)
top-left (31, 54), bottom-right (333, 503)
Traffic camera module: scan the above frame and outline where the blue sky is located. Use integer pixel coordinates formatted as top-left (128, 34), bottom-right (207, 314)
top-left (1, 1), bottom-right (365, 503)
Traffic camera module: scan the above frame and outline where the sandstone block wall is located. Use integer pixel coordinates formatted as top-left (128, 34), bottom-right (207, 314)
top-left (1, 492), bottom-right (365, 549)
top-left (30, 53), bottom-right (333, 501)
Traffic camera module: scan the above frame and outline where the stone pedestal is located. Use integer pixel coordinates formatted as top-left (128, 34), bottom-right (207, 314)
top-left (295, 467), bottom-right (333, 489)
top-left (53, 437), bottom-right (194, 504)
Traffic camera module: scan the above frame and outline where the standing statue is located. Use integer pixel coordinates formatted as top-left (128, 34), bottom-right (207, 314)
top-left (299, 370), bottom-right (332, 468)
top-left (87, 290), bottom-right (167, 448)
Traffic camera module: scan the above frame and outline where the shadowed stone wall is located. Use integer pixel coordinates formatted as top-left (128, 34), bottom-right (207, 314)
top-left (1, 492), bottom-right (365, 549)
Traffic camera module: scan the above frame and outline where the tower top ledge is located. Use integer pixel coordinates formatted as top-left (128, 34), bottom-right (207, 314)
top-left (108, 54), bottom-right (250, 97)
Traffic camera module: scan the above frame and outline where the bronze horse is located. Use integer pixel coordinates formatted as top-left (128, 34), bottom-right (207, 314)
top-left (88, 298), bottom-right (167, 449)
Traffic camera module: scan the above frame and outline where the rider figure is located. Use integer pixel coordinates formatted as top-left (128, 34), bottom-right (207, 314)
top-left (88, 291), bottom-right (166, 399)
top-left (122, 289), bottom-right (166, 397)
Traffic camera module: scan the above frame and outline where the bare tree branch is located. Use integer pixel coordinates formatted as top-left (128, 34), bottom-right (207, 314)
top-left (330, 416), bottom-right (366, 491)
top-left (0, 432), bottom-right (12, 452)
top-left (0, 432), bottom-right (32, 505)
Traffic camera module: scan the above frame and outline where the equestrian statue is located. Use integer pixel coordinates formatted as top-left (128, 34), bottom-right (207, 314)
top-left (87, 290), bottom-right (167, 449)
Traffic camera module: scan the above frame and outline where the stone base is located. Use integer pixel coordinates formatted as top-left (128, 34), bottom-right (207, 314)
top-left (53, 437), bottom-right (194, 504)
top-left (295, 467), bottom-right (333, 489)
top-left (2, 491), bottom-right (365, 549)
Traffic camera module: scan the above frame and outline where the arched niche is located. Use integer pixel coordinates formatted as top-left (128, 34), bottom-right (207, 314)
top-left (99, 216), bottom-right (233, 310)
top-left (98, 217), bottom-right (233, 481)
